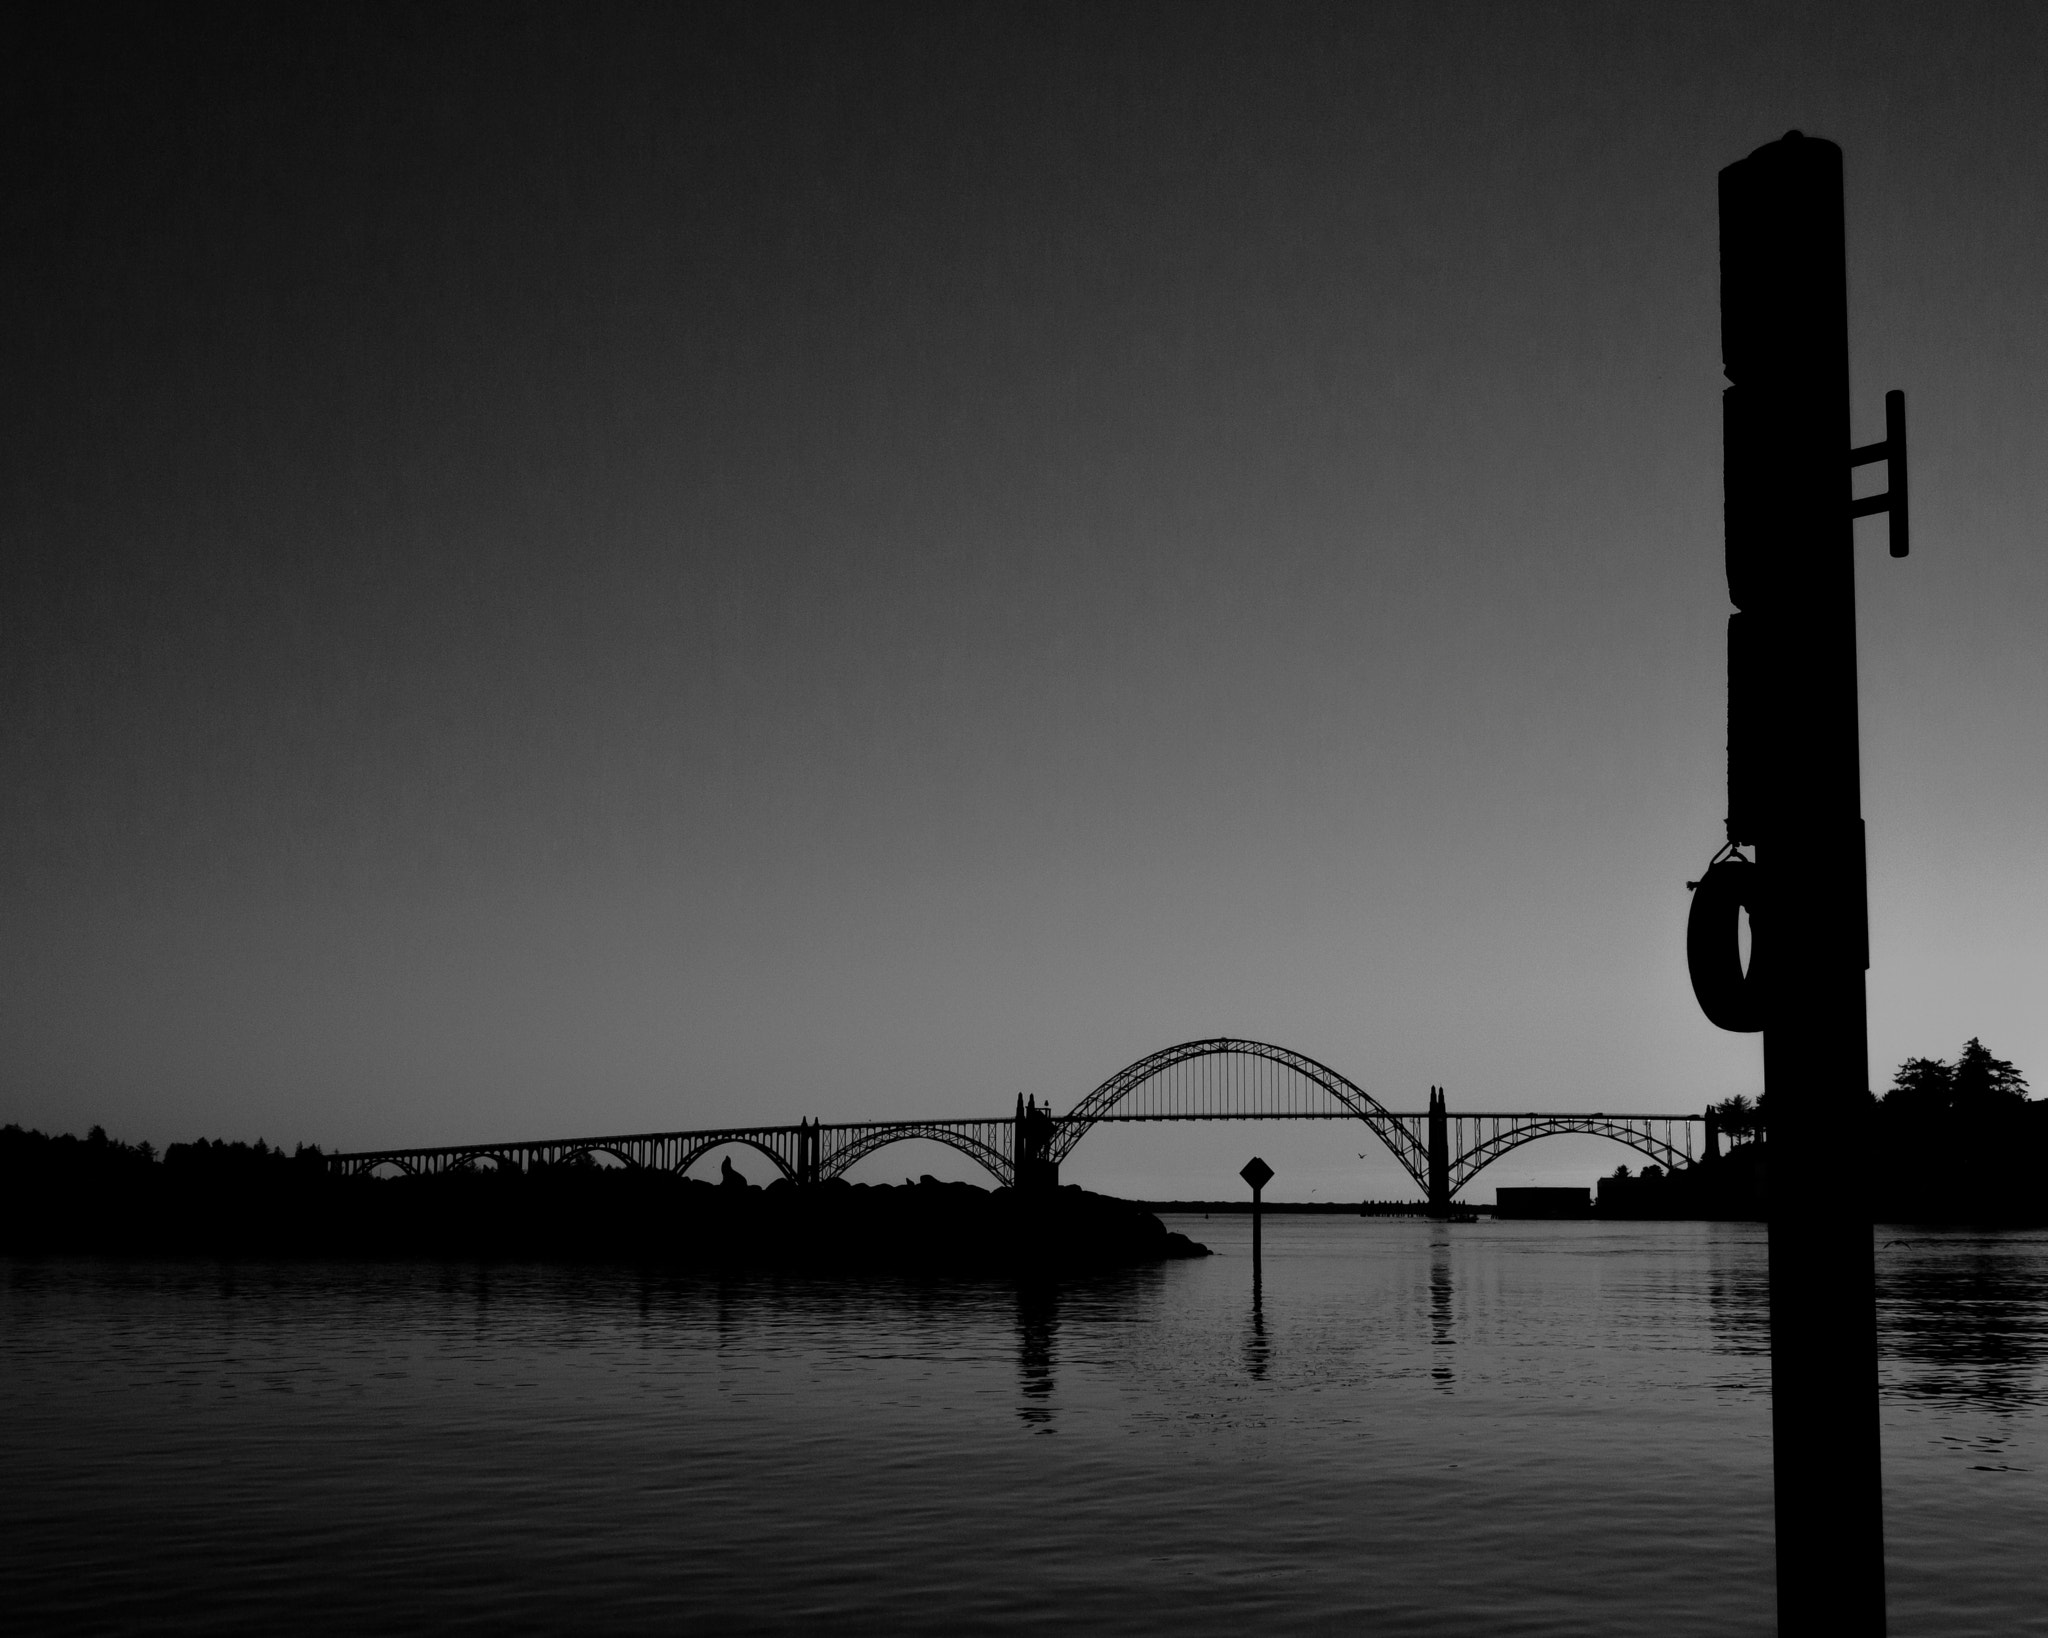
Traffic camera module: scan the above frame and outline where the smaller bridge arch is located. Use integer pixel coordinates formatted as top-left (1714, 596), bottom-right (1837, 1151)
top-left (448, 1151), bottom-right (524, 1173)
top-left (1446, 1114), bottom-right (1700, 1195)
top-left (817, 1121), bottom-right (1015, 1188)
top-left (555, 1143), bottom-right (640, 1170)
top-left (673, 1135), bottom-right (799, 1183)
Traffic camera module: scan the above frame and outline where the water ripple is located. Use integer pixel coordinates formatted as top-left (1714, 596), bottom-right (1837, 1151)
top-left (1, 1220), bottom-right (2041, 1635)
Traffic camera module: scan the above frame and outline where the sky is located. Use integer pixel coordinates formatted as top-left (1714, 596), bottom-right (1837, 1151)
top-left (5, 2), bottom-right (2045, 1200)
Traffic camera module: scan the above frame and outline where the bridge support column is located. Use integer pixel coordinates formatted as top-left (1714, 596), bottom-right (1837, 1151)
top-left (1703, 1107), bottom-right (1721, 1165)
top-left (1426, 1087), bottom-right (1451, 1218)
top-left (797, 1119), bottom-right (820, 1186)
top-left (1014, 1095), bottom-right (1058, 1192)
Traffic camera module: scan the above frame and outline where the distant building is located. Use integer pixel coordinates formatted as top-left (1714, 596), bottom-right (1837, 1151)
top-left (1494, 1187), bottom-right (1591, 1219)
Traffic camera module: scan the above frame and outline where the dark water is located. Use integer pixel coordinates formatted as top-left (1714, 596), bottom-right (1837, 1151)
top-left (4, 1220), bottom-right (2044, 1635)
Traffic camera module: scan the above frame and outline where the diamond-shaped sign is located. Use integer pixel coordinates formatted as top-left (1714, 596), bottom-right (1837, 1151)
top-left (1239, 1156), bottom-right (1274, 1191)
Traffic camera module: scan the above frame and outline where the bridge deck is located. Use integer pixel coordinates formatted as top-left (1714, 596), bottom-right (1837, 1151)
top-left (327, 1109), bottom-right (1702, 1172)
top-left (324, 1036), bottom-right (1711, 1192)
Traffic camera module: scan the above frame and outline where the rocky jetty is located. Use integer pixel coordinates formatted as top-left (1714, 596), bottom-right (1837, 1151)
top-left (0, 1126), bottom-right (1208, 1272)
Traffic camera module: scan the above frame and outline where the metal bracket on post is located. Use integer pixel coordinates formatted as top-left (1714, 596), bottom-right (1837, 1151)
top-left (1849, 389), bottom-right (1909, 557)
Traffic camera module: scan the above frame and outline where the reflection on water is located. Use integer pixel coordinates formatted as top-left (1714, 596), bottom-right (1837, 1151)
top-left (1427, 1229), bottom-right (1455, 1391)
top-left (1881, 1233), bottom-right (2048, 1416)
top-left (1244, 1270), bottom-right (1270, 1380)
top-left (2, 1223), bottom-right (2044, 1637)
top-left (1016, 1280), bottom-right (1057, 1426)
top-left (1706, 1227), bottom-right (1772, 1361)
top-left (1878, 1232), bottom-right (2048, 1489)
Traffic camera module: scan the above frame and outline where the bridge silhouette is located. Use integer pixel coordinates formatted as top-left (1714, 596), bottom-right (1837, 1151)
top-left (329, 1038), bottom-right (1707, 1213)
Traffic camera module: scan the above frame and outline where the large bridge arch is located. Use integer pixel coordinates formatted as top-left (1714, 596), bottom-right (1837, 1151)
top-left (819, 1123), bottom-right (1014, 1188)
top-left (1054, 1038), bottom-right (1431, 1192)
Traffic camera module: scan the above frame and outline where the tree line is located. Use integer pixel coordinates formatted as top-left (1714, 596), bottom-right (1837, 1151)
top-left (1709, 1037), bottom-right (2032, 1143)
top-left (1690, 1037), bottom-right (2043, 1223)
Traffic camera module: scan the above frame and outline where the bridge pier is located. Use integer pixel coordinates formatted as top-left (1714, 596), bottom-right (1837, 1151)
top-left (1014, 1095), bottom-right (1059, 1192)
top-left (1426, 1087), bottom-right (1451, 1218)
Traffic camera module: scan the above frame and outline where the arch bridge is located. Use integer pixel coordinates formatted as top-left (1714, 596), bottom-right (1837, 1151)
top-left (325, 1118), bottom-right (1016, 1188)
top-left (327, 1039), bottom-right (1706, 1211)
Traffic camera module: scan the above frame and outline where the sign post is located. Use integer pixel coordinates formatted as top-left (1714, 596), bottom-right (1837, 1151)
top-left (1240, 1156), bottom-right (1274, 1280)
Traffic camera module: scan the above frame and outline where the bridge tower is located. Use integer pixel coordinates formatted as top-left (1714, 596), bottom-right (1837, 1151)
top-left (796, 1119), bottom-right (820, 1186)
top-left (1426, 1087), bottom-right (1451, 1217)
top-left (1014, 1095), bottom-right (1058, 1193)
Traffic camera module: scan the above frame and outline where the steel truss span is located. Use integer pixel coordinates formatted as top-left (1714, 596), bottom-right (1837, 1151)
top-left (326, 1038), bottom-right (1702, 1198)
top-left (1443, 1113), bottom-right (1697, 1191)
top-left (1051, 1037), bottom-right (1434, 1190)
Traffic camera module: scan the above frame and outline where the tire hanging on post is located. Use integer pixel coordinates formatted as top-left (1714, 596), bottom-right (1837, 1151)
top-left (1687, 857), bottom-right (1764, 1033)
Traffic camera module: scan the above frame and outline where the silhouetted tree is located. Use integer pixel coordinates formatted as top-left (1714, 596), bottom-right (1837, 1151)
top-left (1952, 1038), bottom-right (2029, 1113)
top-left (1882, 1041), bottom-right (2030, 1119)
top-left (1869, 1040), bottom-right (2043, 1224)
top-left (1713, 1093), bottom-right (1764, 1143)
top-left (1883, 1057), bottom-right (1954, 1118)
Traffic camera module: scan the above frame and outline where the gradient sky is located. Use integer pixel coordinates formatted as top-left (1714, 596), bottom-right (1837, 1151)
top-left (6, 2), bottom-right (2044, 1199)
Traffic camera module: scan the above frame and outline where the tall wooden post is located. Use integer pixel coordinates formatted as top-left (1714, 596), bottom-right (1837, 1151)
top-left (1705, 130), bottom-right (1903, 1636)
